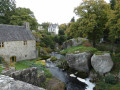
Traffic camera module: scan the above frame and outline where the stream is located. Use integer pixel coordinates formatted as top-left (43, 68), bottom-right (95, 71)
top-left (46, 52), bottom-right (95, 90)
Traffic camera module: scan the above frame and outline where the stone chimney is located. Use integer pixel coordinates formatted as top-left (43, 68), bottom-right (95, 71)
top-left (24, 22), bottom-right (30, 30)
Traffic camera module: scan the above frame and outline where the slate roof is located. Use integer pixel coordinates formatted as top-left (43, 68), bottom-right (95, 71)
top-left (48, 24), bottom-right (58, 29)
top-left (0, 24), bottom-right (35, 42)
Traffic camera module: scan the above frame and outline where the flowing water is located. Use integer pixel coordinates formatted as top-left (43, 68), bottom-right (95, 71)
top-left (46, 52), bottom-right (95, 90)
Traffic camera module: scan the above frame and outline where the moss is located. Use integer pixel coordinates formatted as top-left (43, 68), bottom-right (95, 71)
top-left (50, 56), bottom-right (57, 62)
top-left (56, 59), bottom-right (69, 70)
top-left (60, 45), bottom-right (97, 55)
top-left (94, 51), bottom-right (110, 55)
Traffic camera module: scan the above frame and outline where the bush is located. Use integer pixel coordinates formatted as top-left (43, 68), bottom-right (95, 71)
top-left (83, 42), bottom-right (92, 47)
top-left (105, 74), bottom-right (117, 85)
top-left (50, 56), bottom-right (57, 62)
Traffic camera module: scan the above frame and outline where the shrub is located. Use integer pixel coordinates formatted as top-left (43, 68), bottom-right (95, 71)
top-left (44, 47), bottom-right (52, 53)
top-left (105, 74), bottom-right (117, 85)
top-left (50, 56), bottom-right (57, 62)
top-left (83, 42), bottom-right (92, 47)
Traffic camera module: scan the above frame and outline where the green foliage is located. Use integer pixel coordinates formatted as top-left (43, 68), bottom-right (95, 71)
top-left (110, 0), bottom-right (116, 10)
top-left (70, 17), bottom-right (75, 22)
top-left (95, 77), bottom-right (120, 90)
top-left (40, 22), bottom-right (50, 30)
top-left (111, 55), bottom-right (120, 74)
top-left (41, 35), bottom-right (55, 49)
top-left (59, 30), bottom-right (65, 35)
top-left (50, 56), bottom-right (57, 62)
top-left (106, 0), bottom-right (120, 43)
top-left (54, 35), bottom-right (67, 45)
top-left (15, 60), bottom-right (34, 70)
top-left (15, 58), bottom-right (52, 79)
top-left (105, 74), bottom-right (117, 85)
top-left (0, 0), bottom-right (16, 24)
top-left (60, 45), bottom-right (97, 55)
top-left (0, 65), bottom-right (3, 74)
top-left (10, 7), bottom-right (38, 30)
top-left (43, 69), bottom-right (53, 78)
top-left (68, 22), bottom-right (80, 38)
top-left (59, 24), bottom-right (67, 32)
top-left (74, 0), bottom-right (110, 47)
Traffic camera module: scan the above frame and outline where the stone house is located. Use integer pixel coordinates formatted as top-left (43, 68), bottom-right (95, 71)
top-left (0, 22), bottom-right (37, 63)
top-left (48, 24), bottom-right (59, 35)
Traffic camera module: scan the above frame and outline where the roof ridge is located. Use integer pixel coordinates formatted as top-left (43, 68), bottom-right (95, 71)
top-left (0, 24), bottom-right (24, 28)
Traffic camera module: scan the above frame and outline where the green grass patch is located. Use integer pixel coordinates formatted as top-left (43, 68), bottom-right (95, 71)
top-left (15, 58), bottom-right (53, 79)
top-left (0, 65), bottom-right (3, 74)
top-left (60, 45), bottom-right (97, 55)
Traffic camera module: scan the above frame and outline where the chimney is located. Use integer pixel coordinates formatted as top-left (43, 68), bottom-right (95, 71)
top-left (24, 22), bottom-right (30, 30)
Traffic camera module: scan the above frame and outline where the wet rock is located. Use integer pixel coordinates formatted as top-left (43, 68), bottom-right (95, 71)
top-left (91, 53), bottom-right (113, 75)
top-left (66, 52), bottom-right (92, 73)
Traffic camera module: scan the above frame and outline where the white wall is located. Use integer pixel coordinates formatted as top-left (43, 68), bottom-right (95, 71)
top-left (48, 26), bottom-right (59, 35)
top-left (0, 40), bottom-right (37, 63)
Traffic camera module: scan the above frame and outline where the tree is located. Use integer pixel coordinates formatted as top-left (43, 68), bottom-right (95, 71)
top-left (68, 21), bottom-right (80, 38)
top-left (10, 8), bottom-right (38, 30)
top-left (0, 0), bottom-right (16, 24)
top-left (110, 0), bottom-right (116, 10)
top-left (106, 0), bottom-right (120, 43)
top-left (74, 0), bottom-right (110, 47)
top-left (70, 17), bottom-right (75, 22)
top-left (40, 22), bottom-right (50, 30)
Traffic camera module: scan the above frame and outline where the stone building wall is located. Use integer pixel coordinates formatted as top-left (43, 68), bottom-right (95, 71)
top-left (0, 40), bottom-right (37, 63)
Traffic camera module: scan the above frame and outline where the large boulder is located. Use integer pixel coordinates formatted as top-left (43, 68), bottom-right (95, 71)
top-left (91, 53), bottom-right (113, 75)
top-left (66, 52), bottom-right (92, 73)
top-left (0, 75), bottom-right (45, 90)
top-left (62, 37), bottom-right (88, 49)
top-left (9, 67), bottom-right (46, 87)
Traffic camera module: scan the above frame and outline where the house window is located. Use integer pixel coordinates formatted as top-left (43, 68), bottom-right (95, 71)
top-left (0, 42), bottom-right (4, 48)
top-left (24, 41), bottom-right (27, 45)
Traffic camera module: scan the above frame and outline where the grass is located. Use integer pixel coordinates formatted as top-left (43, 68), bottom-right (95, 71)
top-left (95, 77), bottom-right (120, 90)
top-left (0, 65), bottom-right (3, 74)
top-left (15, 58), bottom-right (52, 78)
top-left (15, 57), bottom-right (42, 70)
top-left (60, 45), bottom-right (97, 55)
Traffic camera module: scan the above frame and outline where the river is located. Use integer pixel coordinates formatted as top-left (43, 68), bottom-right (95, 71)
top-left (46, 52), bottom-right (95, 90)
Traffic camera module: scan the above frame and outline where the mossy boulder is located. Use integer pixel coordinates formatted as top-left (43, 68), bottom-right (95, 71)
top-left (66, 52), bottom-right (92, 73)
top-left (62, 37), bottom-right (88, 49)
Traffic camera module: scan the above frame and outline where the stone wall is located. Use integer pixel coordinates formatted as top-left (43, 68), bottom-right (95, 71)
top-left (0, 75), bottom-right (45, 90)
top-left (0, 40), bottom-right (37, 63)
